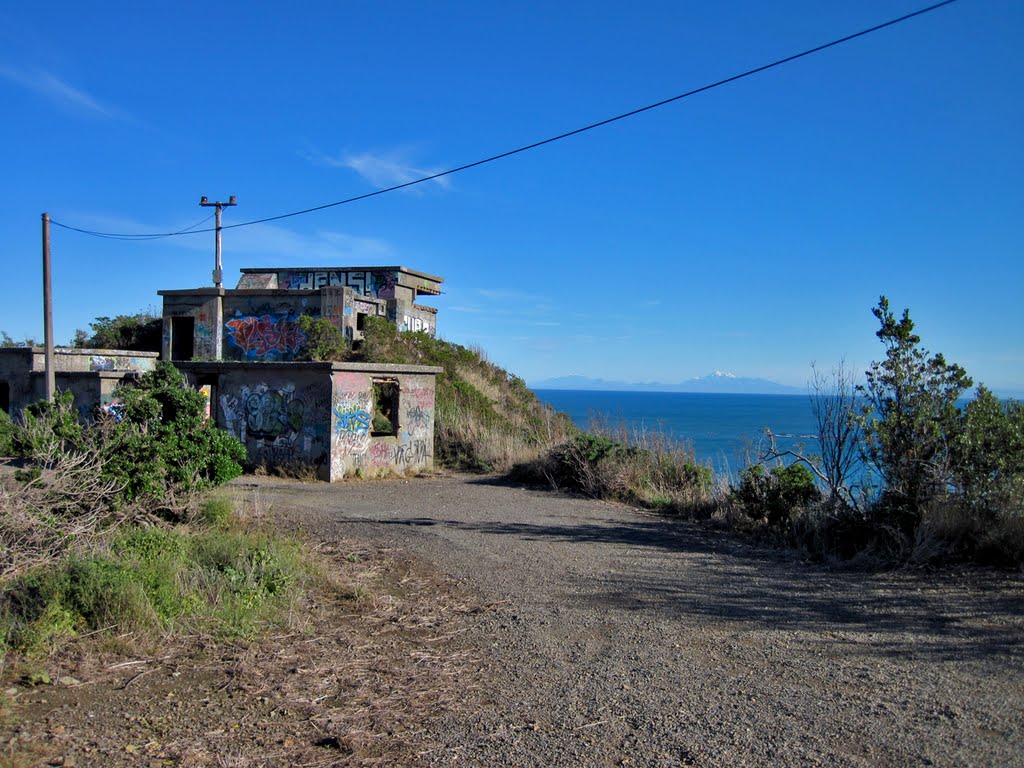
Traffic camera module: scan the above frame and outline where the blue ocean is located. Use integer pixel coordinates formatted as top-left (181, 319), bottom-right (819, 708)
top-left (532, 389), bottom-right (818, 476)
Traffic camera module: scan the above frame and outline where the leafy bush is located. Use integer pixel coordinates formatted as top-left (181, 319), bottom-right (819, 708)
top-left (0, 409), bottom-right (14, 456)
top-left (735, 463), bottom-right (821, 527)
top-left (296, 315), bottom-right (348, 361)
top-left (857, 296), bottom-right (972, 523)
top-left (11, 392), bottom-right (84, 461)
top-left (516, 428), bottom-right (714, 513)
top-left (74, 312), bottom-right (162, 352)
top-left (950, 386), bottom-right (1024, 517)
top-left (102, 362), bottom-right (247, 503)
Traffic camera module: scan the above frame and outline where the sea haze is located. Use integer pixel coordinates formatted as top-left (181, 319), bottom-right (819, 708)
top-left (533, 389), bottom-right (818, 476)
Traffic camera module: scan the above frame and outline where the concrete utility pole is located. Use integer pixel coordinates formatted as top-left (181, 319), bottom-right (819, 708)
top-left (41, 212), bottom-right (55, 402)
top-left (200, 195), bottom-right (237, 288)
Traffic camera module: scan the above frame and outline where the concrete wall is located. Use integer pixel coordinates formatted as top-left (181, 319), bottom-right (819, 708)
top-left (328, 369), bottom-right (436, 480)
top-left (0, 348), bottom-right (157, 417)
top-left (202, 366), bottom-right (334, 478)
top-left (177, 362), bottom-right (440, 481)
top-left (160, 291), bottom-right (223, 360)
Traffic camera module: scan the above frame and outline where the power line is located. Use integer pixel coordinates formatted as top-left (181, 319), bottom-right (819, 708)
top-left (51, 0), bottom-right (961, 240)
top-left (51, 212), bottom-right (215, 240)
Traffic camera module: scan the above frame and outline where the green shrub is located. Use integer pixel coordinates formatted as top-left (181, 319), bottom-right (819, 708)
top-left (199, 495), bottom-right (235, 529)
top-left (11, 392), bottom-right (84, 461)
top-left (103, 363), bottom-right (247, 502)
top-left (736, 463), bottom-right (821, 527)
top-left (74, 312), bottom-right (162, 352)
top-left (296, 315), bottom-right (348, 362)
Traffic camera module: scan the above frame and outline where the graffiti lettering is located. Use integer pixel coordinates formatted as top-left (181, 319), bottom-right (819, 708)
top-left (277, 269), bottom-right (393, 297)
top-left (333, 407), bottom-right (370, 435)
top-left (406, 404), bottom-right (431, 434)
top-left (400, 315), bottom-right (431, 334)
top-left (393, 439), bottom-right (431, 465)
top-left (245, 388), bottom-right (305, 439)
top-left (405, 386), bottom-right (435, 410)
top-left (225, 315), bottom-right (306, 358)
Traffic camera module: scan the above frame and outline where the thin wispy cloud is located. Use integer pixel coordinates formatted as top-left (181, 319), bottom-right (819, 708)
top-left (59, 212), bottom-right (393, 266)
top-left (0, 66), bottom-right (122, 119)
top-left (303, 146), bottom-right (450, 191)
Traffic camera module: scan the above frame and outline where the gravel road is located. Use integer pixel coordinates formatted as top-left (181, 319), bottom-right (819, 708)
top-left (258, 473), bottom-right (1024, 768)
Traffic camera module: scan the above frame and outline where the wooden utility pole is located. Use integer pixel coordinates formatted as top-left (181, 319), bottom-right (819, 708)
top-left (200, 196), bottom-right (237, 288)
top-left (41, 212), bottom-right (55, 401)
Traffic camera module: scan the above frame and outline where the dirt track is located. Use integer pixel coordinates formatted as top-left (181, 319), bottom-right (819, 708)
top-left (259, 473), bottom-right (1024, 767)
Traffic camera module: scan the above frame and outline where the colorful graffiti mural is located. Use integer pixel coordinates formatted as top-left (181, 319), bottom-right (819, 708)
top-left (225, 314), bottom-right (306, 359)
top-left (99, 397), bottom-right (125, 421)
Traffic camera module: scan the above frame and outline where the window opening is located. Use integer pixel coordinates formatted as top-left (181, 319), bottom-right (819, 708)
top-left (371, 379), bottom-right (399, 436)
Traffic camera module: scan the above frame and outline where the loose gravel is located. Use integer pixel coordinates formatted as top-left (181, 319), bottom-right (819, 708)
top-left (262, 473), bottom-right (1024, 768)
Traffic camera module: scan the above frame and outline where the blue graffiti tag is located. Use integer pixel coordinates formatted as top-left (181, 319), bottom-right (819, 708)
top-left (333, 406), bottom-right (371, 435)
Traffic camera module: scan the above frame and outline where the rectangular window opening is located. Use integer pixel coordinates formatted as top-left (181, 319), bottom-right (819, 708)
top-left (356, 312), bottom-right (367, 332)
top-left (371, 379), bottom-right (399, 436)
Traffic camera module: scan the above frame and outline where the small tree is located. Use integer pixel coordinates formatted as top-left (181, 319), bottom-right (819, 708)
top-left (950, 387), bottom-right (1024, 517)
top-left (857, 297), bottom-right (972, 523)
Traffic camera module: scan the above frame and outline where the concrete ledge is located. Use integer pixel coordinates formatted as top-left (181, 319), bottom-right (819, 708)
top-left (174, 360), bottom-right (443, 375)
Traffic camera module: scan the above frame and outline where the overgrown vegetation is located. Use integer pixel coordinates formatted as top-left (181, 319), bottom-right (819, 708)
top-left (514, 297), bottom-right (1023, 567)
top-left (356, 316), bottom-right (573, 471)
top-left (1, 364), bottom-right (304, 668)
top-left (73, 310), bottom-right (162, 351)
top-left (296, 314), bottom-right (349, 362)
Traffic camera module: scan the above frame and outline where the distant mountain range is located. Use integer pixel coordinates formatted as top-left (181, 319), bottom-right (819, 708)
top-left (530, 371), bottom-right (804, 395)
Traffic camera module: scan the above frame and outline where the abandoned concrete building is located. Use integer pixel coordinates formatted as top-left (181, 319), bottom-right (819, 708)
top-left (159, 266), bottom-right (443, 362)
top-left (1, 265), bottom-right (445, 481)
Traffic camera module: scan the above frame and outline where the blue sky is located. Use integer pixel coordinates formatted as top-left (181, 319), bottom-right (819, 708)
top-left (1, 0), bottom-right (1021, 391)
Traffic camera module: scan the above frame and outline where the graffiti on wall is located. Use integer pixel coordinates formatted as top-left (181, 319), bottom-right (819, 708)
top-left (277, 269), bottom-right (401, 299)
top-left (99, 397), bottom-right (125, 421)
top-left (405, 405), bottom-right (431, 435)
top-left (199, 384), bottom-right (212, 422)
top-left (405, 385), bottom-right (435, 410)
top-left (225, 313), bottom-right (306, 359)
top-left (393, 435), bottom-right (431, 466)
top-left (353, 300), bottom-right (383, 317)
top-left (332, 372), bottom-right (372, 457)
top-left (220, 382), bottom-right (328, 467)
top-left (89, 355), bottom-right (154, 372)
top-left (400, 315), bottom-right (431, 334)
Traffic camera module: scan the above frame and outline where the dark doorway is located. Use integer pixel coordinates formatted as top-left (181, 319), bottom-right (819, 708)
top-left (171, 317), bottom-right (195, 361)
top-left (0, 381), bottom-right (9, 415)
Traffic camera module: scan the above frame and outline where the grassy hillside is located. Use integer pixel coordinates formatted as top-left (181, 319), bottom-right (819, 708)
top-left (355, 317), bottom-right (574, 471)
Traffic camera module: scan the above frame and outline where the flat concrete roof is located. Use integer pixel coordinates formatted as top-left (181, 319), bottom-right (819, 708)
top-left (238, 266), bottom-right (444, 283)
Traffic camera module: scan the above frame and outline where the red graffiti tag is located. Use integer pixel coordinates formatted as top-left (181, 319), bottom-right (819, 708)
top-left (225, 315), bottom-right (306, 357)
